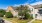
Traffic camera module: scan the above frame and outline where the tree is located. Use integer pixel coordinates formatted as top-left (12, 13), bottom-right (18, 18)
top-left (5, 12), bottom-right (13, 18)
top-left (17, 5), bottom-right (31, 20)
top-left (40, 6), bottom-right (42, 8)
top-left (0, 9), bottom-right (6, 17)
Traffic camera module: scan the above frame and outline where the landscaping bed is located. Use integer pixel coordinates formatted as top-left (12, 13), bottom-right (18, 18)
top-left (3, 18), bottom-right (32, 23)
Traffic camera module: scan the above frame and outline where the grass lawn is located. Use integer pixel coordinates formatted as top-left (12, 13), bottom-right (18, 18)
top-left (3, 18), bottom-right (32, 23)
top-left (32, 19), bottom-right (42, 23)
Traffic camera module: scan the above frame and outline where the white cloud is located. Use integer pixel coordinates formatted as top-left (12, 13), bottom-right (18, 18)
top-left (13, 0), bottom-right (28, 7)
top-left (13, 4), bottom-right (20, 7)
top-left (13, 3), bottom-right (28, 7)
top-left (13, 3), bottom-right (29, 7)
top-left (30, 1), bottom-right (42, 5)
top-left (0, 8), bottom-right (7, 10)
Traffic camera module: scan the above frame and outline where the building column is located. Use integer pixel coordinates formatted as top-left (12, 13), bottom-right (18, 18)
top-left (33, 14), bottom-right (35, 19)
top-left (33, 8), bottom-right (35, 19)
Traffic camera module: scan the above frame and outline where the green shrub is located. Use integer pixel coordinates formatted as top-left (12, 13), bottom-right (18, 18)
top-left (0, 9), bottom-right (6, 17)
top-left (5, 12), bottom-right (13, 18)
top-left (30, 15), bottom-right (33, 19)
top-left (24, 13), bottom-right (30, 19)
top-left (0, 13), bottom-right (3, 17)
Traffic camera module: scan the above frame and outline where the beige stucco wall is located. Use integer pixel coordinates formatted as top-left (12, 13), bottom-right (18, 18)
top-left (11, 10), bottom-right (18, 16)
top-left (6, 6), bottom-right (14, 12)
top-left (31, 9), bottom-right (38, 14)
top-left (6, 6), bottom-right (18, 17)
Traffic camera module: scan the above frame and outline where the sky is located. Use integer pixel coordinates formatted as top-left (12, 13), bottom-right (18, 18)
top-left (0, 0), bottom-right (42, 9)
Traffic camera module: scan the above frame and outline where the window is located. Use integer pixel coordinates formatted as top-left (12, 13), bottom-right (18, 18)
top-left (35, 14), bottom-right (37, 16)
top-left (32, 8), bottom-right (33, 11)
top-left (40, 14), bottom-right (42, 16)
top-left (39, 9), bottom-right (42, 15)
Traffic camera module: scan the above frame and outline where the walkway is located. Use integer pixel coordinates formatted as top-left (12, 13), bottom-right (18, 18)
top-left (28, 18), bottom-right (36, 23)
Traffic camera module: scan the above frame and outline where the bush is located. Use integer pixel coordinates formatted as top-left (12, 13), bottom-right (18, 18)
top-left (0, 13), bottom-right (3, 17)
top-left (0, 9), bottom-right (6, 17)
top-left (23, 13), bottom-right (30, 19)
top-left (30, 15), bottom-right (33, 19)
top-left (5, 12), bottom-right (13, 18)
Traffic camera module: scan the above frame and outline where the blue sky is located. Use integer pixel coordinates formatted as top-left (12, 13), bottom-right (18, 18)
top-left (0, 0), bottom-right (42, 9)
